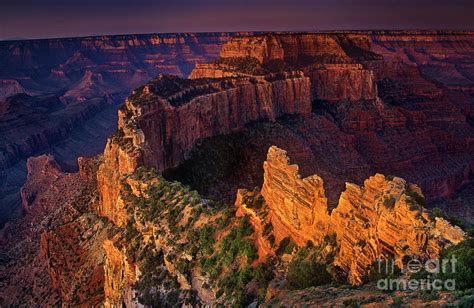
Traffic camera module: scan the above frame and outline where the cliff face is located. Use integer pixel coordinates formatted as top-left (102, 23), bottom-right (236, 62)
top-left (216, 33), bottom-right (380, 102)
top-left (97, 139), bottom-right (141, 226)
top-left (309, 64), bottom-right (378, 101)
top-left (219, 33), bottom-right (356, 64)
top-left (97, 73), bottom-right (312, 225)
top-left (103, 239), bottom-right (137, 308)
top-left (237, 146), bottom-right (465, 285)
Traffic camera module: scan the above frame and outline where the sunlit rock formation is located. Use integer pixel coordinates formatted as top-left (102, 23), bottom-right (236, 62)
top-left (237, 146), bottom-right (466, 285)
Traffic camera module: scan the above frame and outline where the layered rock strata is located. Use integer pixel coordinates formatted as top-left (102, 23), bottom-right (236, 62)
top-left (260, 146), bottom-right (331, 246)
top-left (309, 64), bottom-right (377, 101)
top-left (216, 33), bottom-right (380, 101)
top-left (103, 239), bottom-right (137, 308)
top-left (237, 146), bottom-right (465, 285)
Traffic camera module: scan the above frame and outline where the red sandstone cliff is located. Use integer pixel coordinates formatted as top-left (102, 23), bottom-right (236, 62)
top-left (219, 33), bottom-right (353, 64)
top-left (309, 64), bottom-right (377, 101)
top-left (214, 33), bottom-right (380, 101)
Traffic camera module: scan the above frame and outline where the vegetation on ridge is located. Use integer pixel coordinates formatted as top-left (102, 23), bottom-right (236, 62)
top-left (119, 167), bottom-right (275, 306)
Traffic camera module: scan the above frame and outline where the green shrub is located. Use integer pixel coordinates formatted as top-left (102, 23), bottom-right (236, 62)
top-left (356, 239), bottom-right (367, 248)
top-left (254, 263), bottom-right (274, 284)
top-left (439, 239), bottom-right (474, 290)
top-left (385, 175), bottom-right (395, 181)
top-left (466, 227), bottom-right (474, 237)
top-left (124, 219), bottom-right (138, 242)
top-left (263, 59), bottom-right (293, 73)
top-left (268, 234), bottom-right (275, 247)
top-left (176, 259), bottom-right (191, 275)
top-left (419, 290), bottom-right (439, 302)
top-left (324, 233), bottom-right (338, 246)
top-left (214, 56), bottom-right (264, 75)
top-left (458, 294), bottom-right (474, 308)
top-left (241, 240), bottom-right (258, 263)
top-left (390, 296), bottom-right (403, 307)
top-left (276, 237), bottom-right (296, 255)
top-left (237, 217), bottom-right (254, 237)
top-left (287, 256), bottom-right (332, 289)
top-left (199, 216), bottom-right (258, 291)
top-left (367, 259), bottom-right (401, 282)
top-left (407, 198), bottom-right (421, 211)
top-left (406, 190), bottom-right (425, 207)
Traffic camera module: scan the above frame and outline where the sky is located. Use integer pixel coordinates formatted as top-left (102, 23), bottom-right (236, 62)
top-left (1, 0), bottom-right (473, 40)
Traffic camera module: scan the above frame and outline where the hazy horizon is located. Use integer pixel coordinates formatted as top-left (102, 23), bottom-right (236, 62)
top-left (1, 0), bottom-right (473, 40)
top-left (2, 28), bottom-right (474, 42)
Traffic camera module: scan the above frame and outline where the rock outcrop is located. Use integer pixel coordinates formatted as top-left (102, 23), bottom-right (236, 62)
top-left (237, 146), bottom-right (466, 285)
top-left (331, 174), bottom-right (465, 284)
top-left (215, 33), bottom-right (381, 102)
top-left (97, 73), bottom-right (312, 225)
top-left (20, 155), bottom-right (63, 212)
top-left (260, 146), bottom-right (331, 246)
top-left (219, 33), bottom-right (357, 64)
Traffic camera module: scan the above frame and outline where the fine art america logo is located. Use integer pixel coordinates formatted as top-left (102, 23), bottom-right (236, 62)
top-left (376, 255), bottom-right (457, 291)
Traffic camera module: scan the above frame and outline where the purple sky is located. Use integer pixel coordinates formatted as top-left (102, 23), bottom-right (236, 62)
top-left (1, 0), bottom-right (473, 40)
